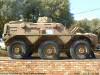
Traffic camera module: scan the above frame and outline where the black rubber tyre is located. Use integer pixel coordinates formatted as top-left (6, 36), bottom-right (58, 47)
top-left (70, 40), bottom-right (96, 59)
top-left (7, 40), bottom-right (32, 59)
top-left (66, 51), bottom-right (71, 58)
top-left (38, 41), bottom-right (60, 60)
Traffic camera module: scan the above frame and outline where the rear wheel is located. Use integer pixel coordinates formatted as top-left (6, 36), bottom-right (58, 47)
top-left (70, 40), bottom-right (95, 59)
top-left (38, 41), bottom-right (60, 60)
top-left (7, 40), bottom-right (32, 59)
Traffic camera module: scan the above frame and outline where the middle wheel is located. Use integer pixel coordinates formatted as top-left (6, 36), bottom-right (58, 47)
top-left (38, 41), bottom-right (60, 60)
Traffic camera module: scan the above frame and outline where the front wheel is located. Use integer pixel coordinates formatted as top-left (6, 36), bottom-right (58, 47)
top-left (7, 40), bottom-right (31, 59)
top-left (70, 40), bottom-right (95, 59)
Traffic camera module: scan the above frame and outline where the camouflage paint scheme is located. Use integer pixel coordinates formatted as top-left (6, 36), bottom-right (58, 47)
top-left (2, 17), bottom-right (98, 54)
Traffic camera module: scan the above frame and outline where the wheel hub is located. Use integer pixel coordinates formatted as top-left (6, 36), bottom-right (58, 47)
top-left (47, 49), bottom-right (53, 54)
top-left (45, 45), bottom-right (56, 56)
top-left (13, 44), bottom-right (22, 55)
top-left (14, 48), bottom-right (20, 54)
top-left (78, 45), bottom-right (87, 54)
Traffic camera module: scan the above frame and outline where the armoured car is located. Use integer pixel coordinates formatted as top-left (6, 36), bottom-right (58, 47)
top-left (2, 17), bottom-right (98, 59)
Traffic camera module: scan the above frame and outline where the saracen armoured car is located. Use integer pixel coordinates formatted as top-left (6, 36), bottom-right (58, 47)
top-left (2, 17), bottom-right (98, 59)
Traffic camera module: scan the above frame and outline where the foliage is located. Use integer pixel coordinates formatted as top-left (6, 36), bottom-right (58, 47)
top-left (74, 18), bottom-right (100, 35)
top-left (38, 0), bottom-right (73, 26)
top-left (75, 19), bottom-right (91, 33)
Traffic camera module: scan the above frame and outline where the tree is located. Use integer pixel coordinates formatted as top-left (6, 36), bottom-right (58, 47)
top-left (90, 19), bottom-right (100, 33)
top-left (74, 19), bottom-right (91, 33)
top-left (39, 0), bottom-right (73, 27)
